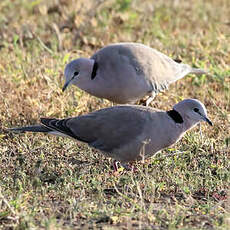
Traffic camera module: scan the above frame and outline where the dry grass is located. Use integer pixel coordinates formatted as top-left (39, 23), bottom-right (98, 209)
top-left (0, 0), bottom-right (229, 229)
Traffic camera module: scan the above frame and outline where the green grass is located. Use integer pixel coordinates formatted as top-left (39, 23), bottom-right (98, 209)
top-left (0, 0), bottom-right (229, 229)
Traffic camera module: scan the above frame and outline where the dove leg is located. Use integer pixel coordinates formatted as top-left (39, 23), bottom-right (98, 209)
top-left (146, 92), bottom-right (156, 106)
top-left (199, 123), bottom-right (203, 141)
top-left (113, 160), bottom-right (119, 171)
top-left (146, 97), bottom-right (153, 106)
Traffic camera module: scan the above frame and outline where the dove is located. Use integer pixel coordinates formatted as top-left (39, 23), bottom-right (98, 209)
top-left (9, 99), bottom-right (212, 170)
top-left (63, 43), bottom-right (207, 105)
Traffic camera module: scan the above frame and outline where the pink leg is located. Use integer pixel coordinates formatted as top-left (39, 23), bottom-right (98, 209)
top-left (113, 160), bottom-right (119, 171)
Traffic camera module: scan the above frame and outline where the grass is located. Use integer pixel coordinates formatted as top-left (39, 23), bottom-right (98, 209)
top-left (0, 0), bottom-right (229, 229)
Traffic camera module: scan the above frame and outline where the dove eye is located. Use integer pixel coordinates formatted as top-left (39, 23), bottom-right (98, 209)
top-left (71, 71), bottom-right (79, 80)
top-left (193, 108), bottom-right (199, 113)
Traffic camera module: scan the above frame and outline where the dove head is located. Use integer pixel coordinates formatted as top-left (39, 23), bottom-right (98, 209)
top-left (173, 99), bottom-right (212, 128)
top-left (62, 58), bottom-right (95, 92)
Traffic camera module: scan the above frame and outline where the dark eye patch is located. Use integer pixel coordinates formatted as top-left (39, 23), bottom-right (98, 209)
top-left (193, 108), bottom-right (199, 112)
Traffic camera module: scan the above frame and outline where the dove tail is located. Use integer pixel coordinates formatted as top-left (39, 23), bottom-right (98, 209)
top-left (8, 119), bottom-right (72, 138)
top-left (8, 125), bottom-right (51, 134)
top-left (189, 67), bottom-right (207, 75)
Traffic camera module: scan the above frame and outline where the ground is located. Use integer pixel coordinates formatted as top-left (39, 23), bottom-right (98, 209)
top-left (0, 0), bottom-right (229, 229)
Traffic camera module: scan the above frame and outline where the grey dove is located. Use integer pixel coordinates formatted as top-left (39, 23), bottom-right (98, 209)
top-left (9, 99), bottom-right (212, 169)
top-left (62, 43), bottom-right (207, 105)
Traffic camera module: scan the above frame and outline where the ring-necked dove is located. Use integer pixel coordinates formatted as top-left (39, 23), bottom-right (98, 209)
top-left (62, 43), bottom-right (207, 105)
top-left (9, 99), bottom-right (212, 169)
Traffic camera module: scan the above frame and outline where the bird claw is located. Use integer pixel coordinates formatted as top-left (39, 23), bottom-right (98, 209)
top-left (113, 160), bottom-right (138, 172)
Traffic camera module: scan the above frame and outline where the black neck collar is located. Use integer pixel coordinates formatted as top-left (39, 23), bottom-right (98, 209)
top-left (91, 61), bottom-right (98, 80)
top-left (167, 109), bottom-right (183, 124)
